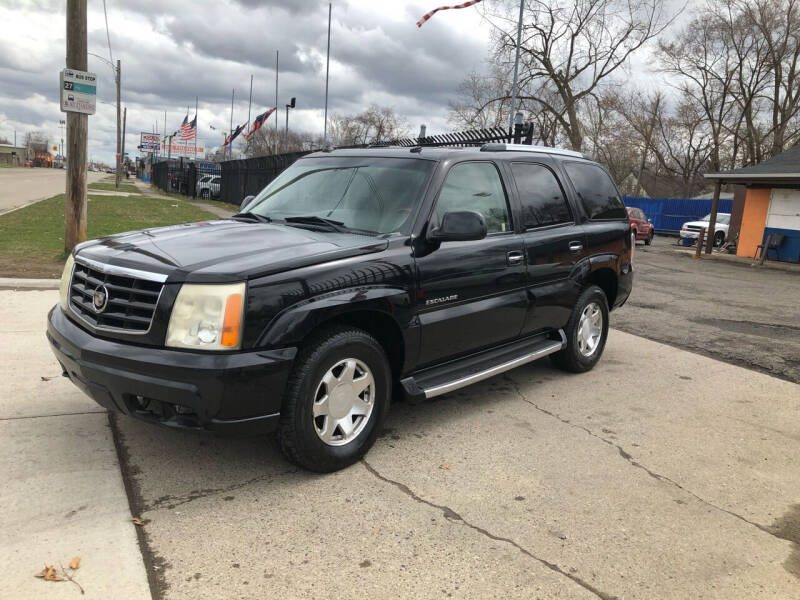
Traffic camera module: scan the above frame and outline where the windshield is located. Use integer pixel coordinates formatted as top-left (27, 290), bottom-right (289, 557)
top-left (242, 156), bottom-right (435, 234)
top-left (700, 213), bottom-right (730, 224)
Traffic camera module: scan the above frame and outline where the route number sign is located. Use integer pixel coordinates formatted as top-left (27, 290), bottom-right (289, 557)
top-left (60, 69), bottom-right (96, 114)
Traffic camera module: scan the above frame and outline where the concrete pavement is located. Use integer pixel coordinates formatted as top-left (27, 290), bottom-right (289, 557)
top-left (0, 290), bottom-right (151, 599)
top-left (115, 327), bottom-right (800, 599)
top-left (0, 168), bottom-right (105, 215)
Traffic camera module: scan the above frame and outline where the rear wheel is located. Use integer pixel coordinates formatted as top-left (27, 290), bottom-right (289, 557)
top-left (278, 327), bottom-right (391, 472)
top-left (551, 285), bottom-right (609, 373)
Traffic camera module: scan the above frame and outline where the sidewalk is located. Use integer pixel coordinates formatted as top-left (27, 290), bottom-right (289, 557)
top-left (0, 290), bottom-right (151, 599)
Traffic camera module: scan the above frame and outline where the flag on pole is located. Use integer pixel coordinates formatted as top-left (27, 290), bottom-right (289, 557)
top-left (179, 115), bottom-right (196, 141)
top-left (244, 107), bottom-right (277, 139)
top-left (223, 122), bottom-right (247, 147)
top-left (416, 0), bottom-right (483, 27)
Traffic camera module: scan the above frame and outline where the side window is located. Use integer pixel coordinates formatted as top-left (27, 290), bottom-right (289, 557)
top-left (564, 162), bottom-right (627, 220)
top-left (435, 162), bottom-right (510, 233)
top-left (510, 163), bottom-right (572, 229)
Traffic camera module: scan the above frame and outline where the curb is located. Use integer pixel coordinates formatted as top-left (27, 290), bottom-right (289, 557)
top-left (0, 278), bottom-right (60, 290)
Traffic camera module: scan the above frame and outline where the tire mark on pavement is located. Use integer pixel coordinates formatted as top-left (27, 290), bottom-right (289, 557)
top-left (361, 459), bottom-right (616, 600)
top-left (504, 375), bottom-right (779, 541)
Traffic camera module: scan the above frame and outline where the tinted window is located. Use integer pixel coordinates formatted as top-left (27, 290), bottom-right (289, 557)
top-left (510, 163), bottom-right (572, 228)
top-left (435, 162), bottom-right (511, 233)
top-left (564, 162), bottom-right (626, 220)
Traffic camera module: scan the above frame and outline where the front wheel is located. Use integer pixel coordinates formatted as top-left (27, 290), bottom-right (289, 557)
top-left (278, 327), bottom-right (391, 472)
top-left (714, 231), bottom-right (725, 247)
top-left (550, 285), bottom-right (609, 373)
top-left (200, 189), bottom-right (209, 199)
top-left (645, 230), bottom-right (654, 246)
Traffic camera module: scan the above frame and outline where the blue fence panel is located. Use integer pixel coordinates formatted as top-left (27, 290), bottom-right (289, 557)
top-left (623, 196), bottom-right (733, 234)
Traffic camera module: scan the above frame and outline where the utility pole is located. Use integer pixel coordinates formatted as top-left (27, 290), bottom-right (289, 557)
top-left (120, 106), bottom-right (127, 176)
top-left (65, 0), bottom-right (88, 251)
top-left (274, 50), bottom-right (279, 156)
top-left (228, 88), bottom-right (234, 160)
top-left (508, 0), bottom-right (525, 132)
top-left (114, 59), bottom-right (121, 188)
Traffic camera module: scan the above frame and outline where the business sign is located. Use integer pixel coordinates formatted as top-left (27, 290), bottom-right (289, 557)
top-left (60, 69), bottom-right (96, 114)
top-left (161, 141), bottom-right (203, 157)
top-left (140, 132), bottom-right (160, 152)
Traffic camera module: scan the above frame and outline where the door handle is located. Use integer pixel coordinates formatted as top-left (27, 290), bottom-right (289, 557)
top-left (507, 251), bottom-right (524, 266)
top-left (568, 241), bottom-right (584, 254)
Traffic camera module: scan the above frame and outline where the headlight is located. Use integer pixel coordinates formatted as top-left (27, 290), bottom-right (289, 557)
top-left (166, 283), bottom-right (245, 350)
top-left (59, 254), bottom-right (75, 311)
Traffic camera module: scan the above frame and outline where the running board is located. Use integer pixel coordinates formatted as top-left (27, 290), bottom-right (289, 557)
top-left (401, 330), bottom-right (566, 401)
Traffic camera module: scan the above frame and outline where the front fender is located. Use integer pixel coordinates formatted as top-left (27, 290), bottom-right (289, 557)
top-left (257, 286), bottom-right (415, 349)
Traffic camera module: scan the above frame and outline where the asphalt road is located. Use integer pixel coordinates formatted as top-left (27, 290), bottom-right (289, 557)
top-left (619, 240), bottom-right (800, 384)
top-left (0, 167), bottom-right (105, 214)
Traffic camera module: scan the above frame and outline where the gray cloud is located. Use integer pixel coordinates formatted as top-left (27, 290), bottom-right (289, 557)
top-left (0, 0), bottom-right (494, 161)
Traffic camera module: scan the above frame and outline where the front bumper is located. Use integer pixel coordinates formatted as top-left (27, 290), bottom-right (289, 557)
top-left (47, 306), bottom-right (296, 435)
top-left (680, 230), bottom-right (701, 239)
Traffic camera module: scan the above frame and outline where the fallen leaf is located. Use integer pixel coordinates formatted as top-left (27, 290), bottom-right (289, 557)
top-left (439, 464), bottom-right (450, 470)
top-left (132, 517), bottom-right (146, 526)
top-left (41, 376), bottom-right (56, 381)
top-left (69, 557), bottom-right (81, 570)
top-left (34, 565), bottom-right (64, 581)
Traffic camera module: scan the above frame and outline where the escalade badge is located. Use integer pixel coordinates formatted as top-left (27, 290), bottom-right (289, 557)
top-left (92, 285), bottom-right (109, 313)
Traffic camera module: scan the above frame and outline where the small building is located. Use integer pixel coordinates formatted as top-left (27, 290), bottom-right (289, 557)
top-left (0, 143), bottom-right (28, 166)
top-left (705, 146), bottom-right (800, 263)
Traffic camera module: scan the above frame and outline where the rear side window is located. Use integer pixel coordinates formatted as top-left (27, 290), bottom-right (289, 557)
top-left (510, 163), bottom-right (572, 228)
top-left (564, 162), bottom-right (626, 220)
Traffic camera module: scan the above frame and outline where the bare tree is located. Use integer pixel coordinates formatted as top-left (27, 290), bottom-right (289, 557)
top-left (484, 0), bottom-right (671, 150)
top-left (448, 69), bottom-right (511, 129)
top-left (329, 105), bottom-right (409, 146)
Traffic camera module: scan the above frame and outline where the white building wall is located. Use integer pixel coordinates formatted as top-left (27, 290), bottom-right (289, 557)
top-left (767, 189), bottom-right (800, 231)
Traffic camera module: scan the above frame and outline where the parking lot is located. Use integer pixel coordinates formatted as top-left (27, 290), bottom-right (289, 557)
top-left (3, 243), bottom-right (799, 599)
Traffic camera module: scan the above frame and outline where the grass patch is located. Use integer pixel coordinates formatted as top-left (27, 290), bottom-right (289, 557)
top-left (88, 182), bottom-right (140, 194)
top-left (0, 194), bottom-right (219, 278)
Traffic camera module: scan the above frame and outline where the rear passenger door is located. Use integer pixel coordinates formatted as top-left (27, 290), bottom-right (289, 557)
top-left (508, 161), bottom-right (586, 335)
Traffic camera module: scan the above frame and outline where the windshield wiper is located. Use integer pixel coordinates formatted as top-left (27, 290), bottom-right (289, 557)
top-left (284, 215), bottom-right (348, 232)
top-left (231, 212), bottom-right (272, 223)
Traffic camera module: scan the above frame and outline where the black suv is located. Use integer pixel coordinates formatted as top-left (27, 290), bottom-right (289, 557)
top-left (47, 144), bottom-right (633, 472)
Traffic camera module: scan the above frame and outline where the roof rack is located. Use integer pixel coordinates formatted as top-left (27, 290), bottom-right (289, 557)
top-left (480, 143), bottom-right (585, 159)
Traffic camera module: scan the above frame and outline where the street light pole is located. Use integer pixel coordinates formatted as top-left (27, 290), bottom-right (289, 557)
top-left (284, 97), bottom-right (295, 150)
top-left (115, 59), bottom-right (121, 189)
top-left (508, 0), bottom-right (525, 132)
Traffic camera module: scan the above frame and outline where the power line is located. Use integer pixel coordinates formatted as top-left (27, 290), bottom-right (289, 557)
top-left (102, 0), bottom-right (113, 66)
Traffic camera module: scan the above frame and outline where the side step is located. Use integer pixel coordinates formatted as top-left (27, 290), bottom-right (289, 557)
top-left (401, 330), bottom-right (566, 401)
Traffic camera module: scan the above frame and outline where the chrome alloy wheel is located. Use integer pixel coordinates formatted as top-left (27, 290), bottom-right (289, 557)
top-left (313, 358), bottom-right (375, 446)
top-left (577, 302), bottom-right (603, 357)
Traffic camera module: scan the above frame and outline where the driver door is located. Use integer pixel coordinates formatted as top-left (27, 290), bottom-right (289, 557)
top-left (415, 161), bottom-right (527, 367)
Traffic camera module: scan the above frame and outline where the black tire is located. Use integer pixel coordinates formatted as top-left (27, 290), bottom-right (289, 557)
top-left (714, 231), bottom-right (725, 247)
top-left (278, 326), bottom-right (391, 472)
top-left (550, 285), bottom-right (609, 373)
top-left (645, 231), bottom-right (654, 246)
top-left (201, 189), bottom-right (209, 199)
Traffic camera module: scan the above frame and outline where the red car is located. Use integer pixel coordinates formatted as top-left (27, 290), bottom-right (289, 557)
top-left (627, 207), bottom-right (654, 245)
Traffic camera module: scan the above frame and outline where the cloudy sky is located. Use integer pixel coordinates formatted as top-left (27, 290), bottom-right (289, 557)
top-left (0, 0), bottom-right (686, 163)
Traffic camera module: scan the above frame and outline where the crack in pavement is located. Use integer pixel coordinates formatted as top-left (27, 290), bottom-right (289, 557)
top-left (361, 459), bottom-right (617, 600)
top-left (503, 375), bottom-right (779, 541)
top-left (144, 468), bottom-right (298, 512)
top-left (0, 410), bottom-right (107, 421)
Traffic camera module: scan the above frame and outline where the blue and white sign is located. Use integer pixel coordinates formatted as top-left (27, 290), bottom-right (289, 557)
top-left (60, 69), bottom-right (96, 115)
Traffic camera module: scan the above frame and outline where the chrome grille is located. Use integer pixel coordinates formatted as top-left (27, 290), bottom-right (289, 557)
top-left (686, 225), bottom-right (705, 232)
top-left (69, 261), bottom-right (164, 333)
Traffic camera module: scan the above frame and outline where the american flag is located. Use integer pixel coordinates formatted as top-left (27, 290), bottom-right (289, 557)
top-left (245, 107), bottom-right (276, 139)
top-left (416, 0), bottom-right (483, 27)
top-left (179, 115), bottom-right (196, 141)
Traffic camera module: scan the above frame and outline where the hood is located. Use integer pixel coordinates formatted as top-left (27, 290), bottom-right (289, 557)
top-left (75, 219), bottom-right (389, 282)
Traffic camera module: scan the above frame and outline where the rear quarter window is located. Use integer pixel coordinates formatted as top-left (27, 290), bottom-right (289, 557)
top-left (564, 162), bottom-right (627, 220)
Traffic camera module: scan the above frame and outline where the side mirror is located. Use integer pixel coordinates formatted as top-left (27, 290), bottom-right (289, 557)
top-left (240, 195), bottom-right (255, 210)
top-left (428, 210), bottom-right (487, 242)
